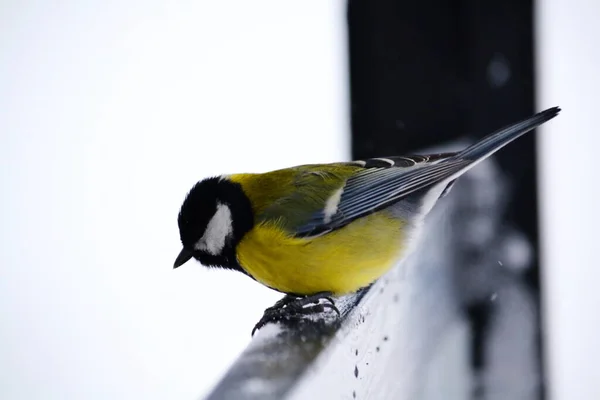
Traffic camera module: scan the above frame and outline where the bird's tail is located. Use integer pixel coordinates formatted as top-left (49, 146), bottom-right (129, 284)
top-left (456, 107), bottom-right (560, 161)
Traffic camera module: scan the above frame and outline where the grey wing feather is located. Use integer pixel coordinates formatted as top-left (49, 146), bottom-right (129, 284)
top-left (294, 158), bottom-right (470, 237)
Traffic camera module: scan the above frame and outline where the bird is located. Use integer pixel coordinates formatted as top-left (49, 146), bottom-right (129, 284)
top-left (173, 107), bottom-right (560, 335)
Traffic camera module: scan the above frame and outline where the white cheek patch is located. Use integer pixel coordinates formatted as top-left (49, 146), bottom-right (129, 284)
top-left (194, 203), bottom-right (233, 255)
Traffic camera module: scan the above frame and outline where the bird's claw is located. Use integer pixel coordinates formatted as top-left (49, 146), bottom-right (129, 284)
top-left (251, 292), bottom-right (340, 336)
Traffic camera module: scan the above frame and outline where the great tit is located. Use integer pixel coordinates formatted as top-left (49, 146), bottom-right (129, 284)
top-left (174, 107), bottom-right (560, 334)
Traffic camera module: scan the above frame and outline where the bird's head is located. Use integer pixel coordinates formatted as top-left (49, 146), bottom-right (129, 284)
top-left (174, 177), bottom-right (254, 270)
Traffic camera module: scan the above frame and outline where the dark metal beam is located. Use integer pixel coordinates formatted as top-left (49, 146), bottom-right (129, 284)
top-left (347, 1), bottom-right (541, 398)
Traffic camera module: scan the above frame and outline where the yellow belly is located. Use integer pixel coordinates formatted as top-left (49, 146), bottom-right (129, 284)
top-left (236, 210), bottom-right (405, 295)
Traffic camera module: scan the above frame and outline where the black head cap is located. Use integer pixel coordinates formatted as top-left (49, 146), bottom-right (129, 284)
top-left (174, 177), bottom-right (253, 270)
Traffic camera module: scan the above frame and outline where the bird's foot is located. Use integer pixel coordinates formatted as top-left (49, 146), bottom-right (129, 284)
top-left (251, 292), bottom-right (340, 336)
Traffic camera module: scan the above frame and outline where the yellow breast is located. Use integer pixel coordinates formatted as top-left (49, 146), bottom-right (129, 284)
top-left (235, 210), bottom-right (405, 295)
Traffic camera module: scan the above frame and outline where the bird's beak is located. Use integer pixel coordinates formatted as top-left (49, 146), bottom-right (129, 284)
top-left (173, 248), bottom-right (193, 269)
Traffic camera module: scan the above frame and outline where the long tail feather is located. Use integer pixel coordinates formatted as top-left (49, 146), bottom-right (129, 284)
top-left (456, 107), bottom-right (560, 161)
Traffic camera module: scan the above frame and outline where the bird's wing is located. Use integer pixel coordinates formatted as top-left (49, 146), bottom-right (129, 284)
top-left (291, 154), bottom-right (471, 237)
top-left (251, 153), bottom-right (466, 237)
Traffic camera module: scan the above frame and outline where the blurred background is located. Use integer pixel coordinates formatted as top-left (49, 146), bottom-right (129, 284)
top-left (0, 1), bottom-right (597, 399)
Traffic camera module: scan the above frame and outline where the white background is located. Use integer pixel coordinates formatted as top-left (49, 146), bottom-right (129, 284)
top-left (1, 0), bottom-right (599, 399)
top-left (0, 1), bottom-right (348, 399)
top-left (537, 0), bottom-right (600, 399)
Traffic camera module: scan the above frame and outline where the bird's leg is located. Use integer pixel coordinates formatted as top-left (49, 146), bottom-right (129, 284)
top-left (263, 294), bottom-right (298, 313)
top-left (251, 292), bottom-right (340, 336)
